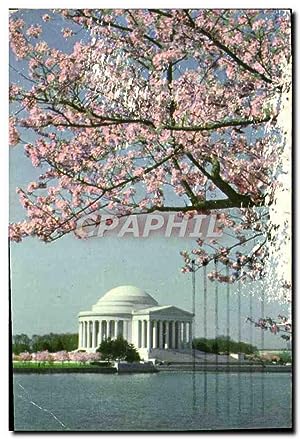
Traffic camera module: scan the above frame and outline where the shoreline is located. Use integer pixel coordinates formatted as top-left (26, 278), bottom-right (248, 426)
top-left (157, 364), bottom-right (292, 373)
top-left (13, 364), bottom-right (291, 374)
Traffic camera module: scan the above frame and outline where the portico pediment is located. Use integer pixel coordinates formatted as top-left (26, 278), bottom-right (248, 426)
top-left (133, 305), bottom-right (193, 318)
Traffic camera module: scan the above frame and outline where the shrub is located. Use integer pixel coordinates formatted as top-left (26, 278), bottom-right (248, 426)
top-left (97, 336), bottom-right (141, 362)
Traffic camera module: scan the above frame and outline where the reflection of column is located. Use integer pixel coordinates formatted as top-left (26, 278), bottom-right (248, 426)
top-left (153, 321), bottom-right (157, 348)
top-left (159, 321), bottom-right (163, 349)
top-left (172, 321), bottom-right (176, 349)
top-left (165, 321), bottom-right (170, 349)
top-left (92, 321), bottom-right (96, 348)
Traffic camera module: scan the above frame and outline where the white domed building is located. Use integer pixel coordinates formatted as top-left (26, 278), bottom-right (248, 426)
top-left (78, 285), bottom-right (193, 359)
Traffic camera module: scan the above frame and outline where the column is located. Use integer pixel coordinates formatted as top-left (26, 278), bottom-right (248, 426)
top-left (153, 321), bottom-right (158, 348)
top-left (87, 321), bottom-right (89, 348)
top-left (144, 321), bottom-right (148, 348)
top-left (87, 321), bottom-right (91, 348)
top-left (106, 320), bottom-right (109, 340)
top-left (165, 321), bottom-right (170, 349)
top-left (178, 321), bottom-right (181, 349)
top-left (98, 320), bottom-right (103, 346)
top-left (114, 320), bottom-right (118, 339)
top-left (109, 320), bottom-right (113, 338)
top-left (83, 321), bottom-right (86, 348)
top-left (141, 320), bottom-right (145, 348)
top-left (78, 322), bottom-right (82, 349)
top-left (159, 321), bottom-right (164, 349)
top-left (172, 321), bottom-right (176, 349)
top-left (183, 322), bottom-right (187, 347)
top-left (175, 321), bottom-right (179, 349)
top-left (189, 321), bottom-right (192, 348)
top-left (92, 320), bottom-right (96, 348)
top-left (102, 321), bottom-right (105, 340)
top-left (147, 320), bottom-right (151, 349)
top-left (107, 320), bottom-right (111, 338)
top-left (138, 320), bottom-right (142, 348)
top-left (123, 320), bottom-right (128, 341)
top-left (102, 320), bottom-right (106, 340)
top-left (117, 320), bottom-right (124, 338)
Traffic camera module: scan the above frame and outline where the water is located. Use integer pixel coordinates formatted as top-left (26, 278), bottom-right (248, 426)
top-left (13, 372), bottom-right (292, 431)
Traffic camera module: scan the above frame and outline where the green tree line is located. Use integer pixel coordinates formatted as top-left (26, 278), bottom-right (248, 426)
top-left (13, 333), bottom-right (257, 356)
top-left (12, 333), bottom-right (78, 354)
top-left (192, 336), bottom-right (258, 355)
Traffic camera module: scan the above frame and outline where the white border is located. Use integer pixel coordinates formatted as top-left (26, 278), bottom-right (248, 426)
top-left (1, 2), bottom-right (297, 438)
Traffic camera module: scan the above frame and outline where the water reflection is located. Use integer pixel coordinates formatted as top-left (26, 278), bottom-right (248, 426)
top-left (190, 370), bottom-right (290, 428)
top-left (14, 372), bottom-right (292, 431)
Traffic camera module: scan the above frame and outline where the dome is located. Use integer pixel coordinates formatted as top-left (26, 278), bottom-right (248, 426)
top-left (90, 285), bottom-right (159, 314)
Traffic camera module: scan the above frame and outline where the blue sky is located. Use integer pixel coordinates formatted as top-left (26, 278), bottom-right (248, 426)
top-left (9, 9), bottom-right (289, 349)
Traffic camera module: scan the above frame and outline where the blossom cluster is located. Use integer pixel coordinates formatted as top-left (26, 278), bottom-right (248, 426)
top-left (8, 8), bottom-right (291, 296)
top-left (13, 350), bottom-right (101, 363)
top-left (246, 315), bottom-right (292, 341)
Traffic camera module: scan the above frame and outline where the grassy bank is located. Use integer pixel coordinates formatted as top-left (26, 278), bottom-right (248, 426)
top-left (13, 361), bottom-right (116, 374)
top-left (13, 361), bottom-right (104, 369)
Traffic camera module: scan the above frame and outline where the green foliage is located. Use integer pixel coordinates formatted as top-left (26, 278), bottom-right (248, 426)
top-left (278, 351), bottom-right (292, 364)
top-left (97, 336), bottom-right (140, 363)
top-left (193, 336), bottom-right (257, 355)
top-left (192, 338), bottom-right (211, 353)
top-left (12, 334), bottom-right (31, 354)
top-left (12, 333), bottom-right (78, 353)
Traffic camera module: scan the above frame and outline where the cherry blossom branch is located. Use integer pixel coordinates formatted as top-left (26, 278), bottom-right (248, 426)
top-left (164, 115), bottom-right (272, 132)
top-left (246, 316), bottom-right (292, 340)
top-left (185, 153), bottom-right (256, 208)
top-left (73, 9), bottom-right (164, 49)
top-left (183, 10), bottom-right (273, 84)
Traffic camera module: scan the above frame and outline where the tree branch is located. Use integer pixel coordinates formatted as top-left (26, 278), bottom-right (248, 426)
top-left (186, 152), bottom-right (256, 208)
top-left (183, 10), bottom-right (273, 84)
top-left (163, 115), bottom-right (271, 132)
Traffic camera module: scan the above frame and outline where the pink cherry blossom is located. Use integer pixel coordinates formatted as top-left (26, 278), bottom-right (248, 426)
top-left (19, 352), bottom-right (32, 361)
top-left (26, 25), bottom-right (42, 38)
top-left (35, 350), bottom-right (52, 362)
top-left (62, 28), bottom-right (73, 38)
top-left (9, 117), bottom-right (20, 146)
top-left (8, 9), bottom-right (291, 296)
top-left (53, 350), bottom-right (70, 362)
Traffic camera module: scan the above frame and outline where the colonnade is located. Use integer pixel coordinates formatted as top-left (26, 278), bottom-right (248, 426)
top-left (79, 318), bottom-right (192, 351)
top-left (78, 319), bottom-right (129, 350)
top-left (135, 319), bottom-right (192, 350)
